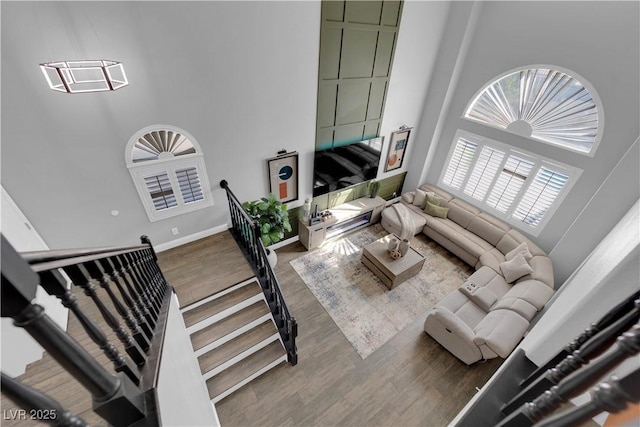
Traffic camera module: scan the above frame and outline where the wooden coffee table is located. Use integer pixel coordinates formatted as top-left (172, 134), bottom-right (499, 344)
top-left (361, 234), bottom-right (425, 289)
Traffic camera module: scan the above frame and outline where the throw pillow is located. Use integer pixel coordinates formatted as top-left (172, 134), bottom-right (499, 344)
top-left (424, 201), bottom-right (449, 218)
top-left (425, 192), bottom-right (441, 206)
top-left (505, 241), bottom-right (533, 261)
top-left (500, 253), bottom-right (534, 283)
top-left (413, 188), bottom-right (427, 208)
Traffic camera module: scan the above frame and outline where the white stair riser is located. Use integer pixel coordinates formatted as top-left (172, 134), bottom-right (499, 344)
top-left (187, 293), bottom-right (265, 335)
top-left (181, 278), bottom-right (261, 314)
top-left (211, 355), bottom-right (288, 404)
top-left (202, 334), bottom-right (280, 381)
top-left (194, 314), bottom-right (273, 358)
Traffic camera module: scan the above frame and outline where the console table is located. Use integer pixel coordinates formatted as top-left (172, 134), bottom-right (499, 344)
top-left (298, 196), bottom-right (386, 250)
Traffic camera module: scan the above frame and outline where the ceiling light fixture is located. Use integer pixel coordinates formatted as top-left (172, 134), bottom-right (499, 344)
top-left (40, 60), bottom-right (128, 93)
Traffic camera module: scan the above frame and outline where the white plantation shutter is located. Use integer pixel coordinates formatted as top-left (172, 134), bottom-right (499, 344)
top-left (486, 155), bottom-right (535, 213)
top-left (443, 137), bottom-right (478, 189)
top-left (176, 167), bottom-right (204, 204)
top-left (439, 131), bottom-right (579, 234)
top-left (127, 126), bottom-right (214, 222)
top-left (513, 166), bottom-right (570, 227)
top-left (144, 173), bottom-right (178, 211)
top-left (465, 68), bottom-right (601, 155)
top-left (464, 146), bottom-right (505, 201)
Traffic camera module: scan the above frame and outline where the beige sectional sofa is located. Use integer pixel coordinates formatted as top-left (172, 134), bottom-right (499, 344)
top-left (381, 183), bottom-right (555, 365)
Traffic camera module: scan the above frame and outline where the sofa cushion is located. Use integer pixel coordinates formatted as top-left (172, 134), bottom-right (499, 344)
top-left (505, 241), bottom-right (533, 261)
top-left (437, 290), bottom-right (487, 329)
top-left (478, 248), bottom-right (504, 273)
top-left (441, 198), bottom-right (480, 228)
top-left (381, 203), bottom-right (427, 236)
top-left (426, 192), bottom-right (441, 206)
top-left (466, 266), bottom-right (512, 300)
top-left (500, 253), bottom-right (534, 283)
top-left (459, 282), bottom-right (498, 312)
top-left (424, 201), bottom-right (449, 218)
top-left (473, 309), bottom-right (529, 358)
top-left (424, 217), bottom-right (494, 260)
top-left (517, 255), bottom-right (555, 288)
top-left (466, 213), bottom-right (511, 246)
top-left (497, 229), bottom-right (546, 258)
top-left (402, 192), bottom-right (415, 205)
top-left (502, 279), bottom-right (555, 311)
top-left (419, 184), bottom-right (453, 202)
top-left (413, 188), bottom-right (428, 208)
top-left (424, 307), bottom-right (483, 365)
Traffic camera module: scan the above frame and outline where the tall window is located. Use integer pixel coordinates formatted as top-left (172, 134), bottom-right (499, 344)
top-left (126, 126), bottom-right (213, 222)
top-left (441, 131), bottom-right (581, 234)
top-left (465, 67), bottom-right (602, 155)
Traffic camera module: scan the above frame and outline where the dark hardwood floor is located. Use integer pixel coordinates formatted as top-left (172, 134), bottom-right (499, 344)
top-left (207, 231), bottom-right (503, 427)
top-left (1, 230), bottom-right (502, 427)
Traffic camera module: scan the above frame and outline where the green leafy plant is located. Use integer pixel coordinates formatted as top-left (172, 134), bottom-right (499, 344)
top-left (242, 193), bottom-right (292, 246)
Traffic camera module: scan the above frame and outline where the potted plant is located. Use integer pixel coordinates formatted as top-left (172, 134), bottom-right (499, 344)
top-left (242, 193), bottom-right (292, 265)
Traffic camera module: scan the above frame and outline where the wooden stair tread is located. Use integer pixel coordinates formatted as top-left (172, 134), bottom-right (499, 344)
top-left (206, 339), bottom-right (286, 400)
top-left (190, 301), bottom-right (270, 351)
top-left (198, 319), bottom-right (278, 373)
top-left (183, 280), bottom-right (262, 328)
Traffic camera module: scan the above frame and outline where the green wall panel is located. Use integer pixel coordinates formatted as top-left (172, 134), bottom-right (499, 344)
top-left (316, 1), bottom-right (402, 161)
top-left (317, 83), bottom-right (338, 127)
top-left (341, 29), bottom-right (378, 78)
top-left (334, 123), bottom-right (365, 145)
top-left (336, 81), bottom-right (370, 125)
top-left (366, 80), bottom-right (387, 120)
top-left (381, 1), bottom-right (402, 26)
top-left (319, 28), bottom-right (342, 79)
top-left (345, 1), bottom-right (383, 25)
top-left (373, 32), bottom-right (396, 77)
top-left (322, 0), bottom-right (345, 22)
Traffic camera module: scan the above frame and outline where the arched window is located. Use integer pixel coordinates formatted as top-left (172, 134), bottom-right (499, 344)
top-left (465, 67), bottom-right (602, 155)
top-left (126, 126), bottom-right (213, 222)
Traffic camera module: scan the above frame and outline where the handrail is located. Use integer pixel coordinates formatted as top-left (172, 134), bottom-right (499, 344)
top-left (1, 233), bottom-right (169, 426)
top-left (220, 180), bottom-right (298, 365)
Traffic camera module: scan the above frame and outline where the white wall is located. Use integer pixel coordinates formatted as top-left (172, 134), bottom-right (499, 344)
top-left (1, 1), bottom-right (321, 249)
top-left (377, 0), bottom-right (451, 182)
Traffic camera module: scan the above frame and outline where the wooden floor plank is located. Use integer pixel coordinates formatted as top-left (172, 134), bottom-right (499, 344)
top-left (3, 229), bottom-right (511, 427)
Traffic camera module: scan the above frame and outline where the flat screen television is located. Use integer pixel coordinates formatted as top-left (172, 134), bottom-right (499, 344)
top-left (312, 137), bottom-right (383, 197)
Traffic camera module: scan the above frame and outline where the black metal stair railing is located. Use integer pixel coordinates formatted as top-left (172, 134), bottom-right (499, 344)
top-left (1, 234), bottom-right (173, 426)
top-left (220, 179), bottom-right (298, 365)
top-left (495, 300), bottom-right (640, 427)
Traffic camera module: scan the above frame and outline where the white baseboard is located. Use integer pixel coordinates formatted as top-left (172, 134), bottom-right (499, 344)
top-left (155, 224), bottom-right (229, 253)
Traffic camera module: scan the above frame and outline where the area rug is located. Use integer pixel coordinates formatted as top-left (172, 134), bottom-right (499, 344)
top-left (290, 224), bottom-right (473, 359)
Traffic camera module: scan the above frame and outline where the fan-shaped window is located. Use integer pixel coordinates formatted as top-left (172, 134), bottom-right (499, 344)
top-left (465, 67), bottom-right (601, 155)
top-left (126, 126), bottom-right (213, 222)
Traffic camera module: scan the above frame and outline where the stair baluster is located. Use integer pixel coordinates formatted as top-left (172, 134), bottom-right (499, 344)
top-left (534, 367), bottom-right (640, 427)
top-left (97, 256), bottom-right (155, 339)
top-left (501, 299), bottom-right (640, 415)
top-left (220, 179), bottom-right (298, 366)
top-left (111, 253), bottom-right (159, 328)
top-left (62, 263), bottom-right (147, 366)
top-left (497, 323), bottom-right (640, 427)
top-left (37, 269), bottom-right (141, 385)
top-left (1, 372), bottom-right (88, 427)
top-left (520, 289), bottom-right (640, 389)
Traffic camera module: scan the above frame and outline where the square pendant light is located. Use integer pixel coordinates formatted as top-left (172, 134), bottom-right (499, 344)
top-left (40, 60), bottom-right (128, 93)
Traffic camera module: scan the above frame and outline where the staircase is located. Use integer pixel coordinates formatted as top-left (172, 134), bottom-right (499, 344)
top-left (181, 277), bottom-right (288, 403)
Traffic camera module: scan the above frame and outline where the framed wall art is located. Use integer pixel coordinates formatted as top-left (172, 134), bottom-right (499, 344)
top-left (385, 128), bottom-right (411, 172)
top-left (267, 151), bottom-right (298, 203)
